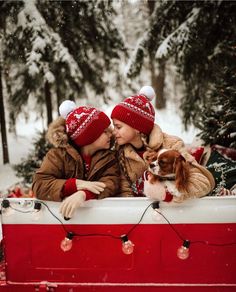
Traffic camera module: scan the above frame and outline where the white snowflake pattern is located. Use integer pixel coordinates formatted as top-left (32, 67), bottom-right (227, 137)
top-left (74, 113), bottom-right (87, 120)
top-left (68, 120), bottom-right (78, 130)
top-left (131, 176), bottom-right (144, 195)
top-left (134, 98), bottom-right (143, 106)
top-left (82, 106), bottom-right (92, 112)
top-left (208, 161), bottom-right (235, 195)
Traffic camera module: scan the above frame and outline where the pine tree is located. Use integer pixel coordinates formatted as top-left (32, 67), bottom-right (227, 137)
top-left (4, 0), bottom-right (125, 181)
top-left (4, 0), bottom-right (125, 129)
top-left (197, 43), bottom-right (236, 148)
top-left (126, 0), bottom-right (236, 145)
top-left (6, 0), bottom-right (85, 127)
top-left (0, 1), bottom-right (23, 163)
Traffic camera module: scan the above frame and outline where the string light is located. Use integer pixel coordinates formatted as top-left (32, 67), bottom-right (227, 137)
top-left (1, 199), bottom-right (236, 259)
top-left (120, 235), bottom-right (134, 255)
top-left (177, 240), bottom-right (190, 260)
top-left (60, 232), bottom-right (74, 252)
top-left (1, 199), bottom-right (15, 216)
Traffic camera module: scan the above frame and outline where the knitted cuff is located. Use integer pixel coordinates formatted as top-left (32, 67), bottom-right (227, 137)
top-left (84, 190), bottom-right (96, 201)
top-left (163, 191), bottom-right (173, 202)
top-left (62, 178), bottom-right (77, 198)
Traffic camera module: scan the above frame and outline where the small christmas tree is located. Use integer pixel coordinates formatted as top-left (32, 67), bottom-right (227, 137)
top-left (13, 132), bottom-right (52, 184)
top-left (197, 44), bottom-right (236, 149)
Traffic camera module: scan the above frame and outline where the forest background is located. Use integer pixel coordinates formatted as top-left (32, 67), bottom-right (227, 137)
top-left (0, 0), bottom-right (235, 191)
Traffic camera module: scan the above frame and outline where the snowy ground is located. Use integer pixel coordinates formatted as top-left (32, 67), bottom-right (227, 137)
top-left (0, 102), bottom-right (199, 192)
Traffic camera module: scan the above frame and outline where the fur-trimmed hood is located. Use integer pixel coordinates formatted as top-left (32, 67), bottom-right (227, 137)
top-left (149, 124), bottom-right (186, 153)
top-left (46, 117), bottom-right (69, 148)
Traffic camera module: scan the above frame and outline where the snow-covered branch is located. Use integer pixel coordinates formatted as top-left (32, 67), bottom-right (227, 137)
top-left (17, 0), bottom-right (82, 83)
top-left (156, 7), bottom-right (201, 59)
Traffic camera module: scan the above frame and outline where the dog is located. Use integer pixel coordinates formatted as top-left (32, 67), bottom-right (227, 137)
top-left (143, 149), bottom-right (190, 200)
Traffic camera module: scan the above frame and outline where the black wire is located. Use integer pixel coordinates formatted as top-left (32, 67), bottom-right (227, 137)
top-left (9, 205), bottom-right (33, 213)
top-left (74, 233), bottom-right (120, 240)
top-left (3, 199), bottom-right (236, 247)
top-left (0, 204), bottom-right (33, 214)
top-left (39, 201), bottom-right (121, 239)
top-left (39, 201), bottom-right (68, 233)
top-left (153, 208), bottom-right (185, 241)
top-left (126, 202), bottom-right (154, 236)
top-left (39, 201), bottom-right (154, 240)
top-left (154, 209), bottom-right (236, 247)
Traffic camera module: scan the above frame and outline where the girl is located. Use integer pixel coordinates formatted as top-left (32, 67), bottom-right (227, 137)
top-left (32, 101), bottom-right (120, 218)
top-left (111, 86), bottom-right (215, 202)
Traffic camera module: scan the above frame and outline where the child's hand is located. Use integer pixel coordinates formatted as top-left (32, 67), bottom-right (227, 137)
top-left (76, 179), bottom-right (105, 194)
top-left (60, 191), bottom-right (86, 218)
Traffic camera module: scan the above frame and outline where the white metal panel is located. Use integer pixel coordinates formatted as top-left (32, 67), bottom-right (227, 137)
top-left (1, 196), bottom-right (236, 225)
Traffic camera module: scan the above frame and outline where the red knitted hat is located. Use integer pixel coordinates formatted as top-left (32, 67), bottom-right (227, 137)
top-left (59, 101), bottom-right (110, 147)
top-left (111, 86), bottom-right (156, 135)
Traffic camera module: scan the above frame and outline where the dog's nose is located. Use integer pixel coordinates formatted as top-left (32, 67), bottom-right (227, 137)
top-left (150, 163), bottom-right (155, 168)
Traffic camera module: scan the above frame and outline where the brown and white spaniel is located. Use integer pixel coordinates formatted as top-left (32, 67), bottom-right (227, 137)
top-left (143, 149), bottom-right (190, 200)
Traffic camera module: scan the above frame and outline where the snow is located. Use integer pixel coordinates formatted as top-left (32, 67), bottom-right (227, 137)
top-left (0, 113), bottom-right (44, 191)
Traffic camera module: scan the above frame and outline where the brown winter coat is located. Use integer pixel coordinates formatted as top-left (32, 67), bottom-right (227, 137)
top-left (32, 118), bottom-right (120, 201)
top-left (118, 124), bottom-right (215, 202)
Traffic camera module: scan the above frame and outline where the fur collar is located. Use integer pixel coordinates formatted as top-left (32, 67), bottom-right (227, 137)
top-left (148, 124), bottom-right (164, 150)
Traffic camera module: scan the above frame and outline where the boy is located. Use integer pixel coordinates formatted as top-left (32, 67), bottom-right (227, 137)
top-left (32, 101), bottom-right (120, 218)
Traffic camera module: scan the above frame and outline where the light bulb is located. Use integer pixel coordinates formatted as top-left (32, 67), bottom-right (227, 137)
top-left (151, 202), bottom-right (162, 221)
top-left (177, 240), bottom-right (190, 260)
top-left (60, 232), bottom-right (74, 252)
top-left (121, 235), bottom-right (134, 255)
top-left (1, 199), bottom-right (14, 216)
top-left (32, 202), bottom-right (42, 221)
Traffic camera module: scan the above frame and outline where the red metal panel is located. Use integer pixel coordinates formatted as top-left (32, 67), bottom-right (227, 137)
top-left (0, 286), bottom-right (236, 292)
top-left (2, 222), bottom-right (236, 290)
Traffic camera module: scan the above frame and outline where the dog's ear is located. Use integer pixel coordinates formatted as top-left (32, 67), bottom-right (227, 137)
top-left (175, 155), bottom-right (189, 192)
top-left (143, 150), bottom-right (157, 164)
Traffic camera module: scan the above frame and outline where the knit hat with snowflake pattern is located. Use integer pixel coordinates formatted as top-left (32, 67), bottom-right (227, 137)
top-left (59, 101), bottom-right (110, 147)
top-left (111, 86), bottom-right (156, 135)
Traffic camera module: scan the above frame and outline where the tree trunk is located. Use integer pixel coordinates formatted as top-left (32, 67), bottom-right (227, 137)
top-left (44, 80), bottom-right (53, 126)
top-left (54, 67), bottom-right (61, 116)
top-left (154, 59), bottom-right (166, 109)
top-left (147, 0), bottom-right (166, 109)
top-left (56, 84), bottom-right (60, 116)
top-left (0, 63), bottom-right (9, 164)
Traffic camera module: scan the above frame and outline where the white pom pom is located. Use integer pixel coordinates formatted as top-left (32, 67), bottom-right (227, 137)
top-left (139, 86), bottom-right (156, 101)
top-left (59, 100), bottom-right (76, 119)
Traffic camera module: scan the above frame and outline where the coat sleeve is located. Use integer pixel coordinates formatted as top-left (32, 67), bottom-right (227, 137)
top-left (93, 154), bottom-right (122, 199)
top-left (32, 148), bottom-right (67, 202)
top-left (163, 133), bottom-right (200, 163)
top-left (173, 162), bottom-right (215, 203)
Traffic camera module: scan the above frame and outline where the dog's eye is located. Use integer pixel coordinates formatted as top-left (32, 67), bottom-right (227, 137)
top-left (159, 159), bottom-right (167, 165)
top-left (146, 156), bottom-right (151, 162)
